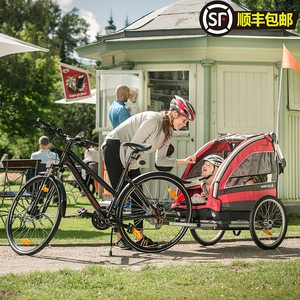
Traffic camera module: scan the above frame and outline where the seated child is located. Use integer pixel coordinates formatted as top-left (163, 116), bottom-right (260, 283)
top-left (191, 154), bottom-right (224, 204)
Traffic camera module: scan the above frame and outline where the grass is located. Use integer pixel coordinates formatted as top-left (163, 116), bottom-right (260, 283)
top-left (1, 260), bottom-right (300, 299)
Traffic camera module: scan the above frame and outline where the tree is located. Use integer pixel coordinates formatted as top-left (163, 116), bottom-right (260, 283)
top-left (124, 15), bottom-right (131, 27)
top-left (56, 8), bottom-right (90, 64)
top-left (0, 0), bottom-right (97, 158)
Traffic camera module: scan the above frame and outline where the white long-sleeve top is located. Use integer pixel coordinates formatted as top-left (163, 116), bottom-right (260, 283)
top-left (102, 111), bottom-right (177, 170)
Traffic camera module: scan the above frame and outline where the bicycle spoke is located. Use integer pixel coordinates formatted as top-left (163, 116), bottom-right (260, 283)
top-left (6, 176), bottom-right (62, 255)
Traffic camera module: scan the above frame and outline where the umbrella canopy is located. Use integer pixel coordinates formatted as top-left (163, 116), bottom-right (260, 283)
top-left (0, 33), bottom-right (49, 57)
top-left (55, 89), bottom-right (96, 104)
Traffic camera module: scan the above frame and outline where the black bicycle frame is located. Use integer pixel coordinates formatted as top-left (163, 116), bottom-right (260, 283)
top-left (48, 139), bottom-right (160, 229)
top-left (49, 140), bottom-right (117, 217)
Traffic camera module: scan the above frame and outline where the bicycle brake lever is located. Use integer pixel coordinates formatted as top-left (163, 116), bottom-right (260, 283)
top-left (34, 124), bottom-right (51, 134)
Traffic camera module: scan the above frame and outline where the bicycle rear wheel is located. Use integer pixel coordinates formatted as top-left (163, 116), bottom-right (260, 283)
top-left (6, 175), bottom-right (62, 255)
top-left (117, 172), bottom-right (192, 253)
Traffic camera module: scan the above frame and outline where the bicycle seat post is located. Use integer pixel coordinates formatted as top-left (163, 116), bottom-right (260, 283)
top-left (114, 150), bottom-right (137, 194)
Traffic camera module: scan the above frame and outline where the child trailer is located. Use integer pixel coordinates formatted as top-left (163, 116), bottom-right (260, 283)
top-left (171, 132), bottom-right (287, 250)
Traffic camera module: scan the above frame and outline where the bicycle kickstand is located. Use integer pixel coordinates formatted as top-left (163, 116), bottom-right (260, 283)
top-left (109, 227), bottom-right (114, 257)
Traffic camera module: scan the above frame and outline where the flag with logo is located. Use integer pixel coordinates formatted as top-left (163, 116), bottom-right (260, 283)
top-left (281, 44), bottom-right (300, 71)
top-left (59, 62), bottom-right (91, 102)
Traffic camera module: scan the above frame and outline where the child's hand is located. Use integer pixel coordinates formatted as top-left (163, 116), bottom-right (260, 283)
top-left (200, 192), bottom-right (207, 201)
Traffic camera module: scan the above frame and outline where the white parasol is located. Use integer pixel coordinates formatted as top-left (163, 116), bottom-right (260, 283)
top-left (0, 33), bottom-right (49, 57)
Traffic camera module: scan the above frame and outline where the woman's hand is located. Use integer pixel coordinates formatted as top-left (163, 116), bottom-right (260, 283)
top-left (176, 155), bottom-right (196, 166)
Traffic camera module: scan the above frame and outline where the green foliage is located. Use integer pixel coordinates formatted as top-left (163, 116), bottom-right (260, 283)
top-left (0, 0), bottom-right (98, 159)
top-left (55, 104), bottom-right (96, 140)
top-left (56, 8), bottom-right (89, 64)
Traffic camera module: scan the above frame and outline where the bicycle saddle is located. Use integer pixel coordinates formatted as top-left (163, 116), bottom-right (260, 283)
top-left (122, 142), bottom-right (152, 152)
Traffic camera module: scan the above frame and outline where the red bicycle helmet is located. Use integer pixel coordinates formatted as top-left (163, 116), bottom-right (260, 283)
top-left (170, 95), bottom-right (195, 121)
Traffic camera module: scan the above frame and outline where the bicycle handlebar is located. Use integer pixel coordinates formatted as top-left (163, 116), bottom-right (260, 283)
top-left (36, 118), bottom-right (99, 149)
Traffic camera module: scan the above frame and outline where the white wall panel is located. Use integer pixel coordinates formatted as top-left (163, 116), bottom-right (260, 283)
top-left (217, 65), bottom-right (274, 135)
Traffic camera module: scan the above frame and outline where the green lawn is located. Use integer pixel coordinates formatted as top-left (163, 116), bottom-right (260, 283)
top-left (1, 260), bottom-right (300, 299)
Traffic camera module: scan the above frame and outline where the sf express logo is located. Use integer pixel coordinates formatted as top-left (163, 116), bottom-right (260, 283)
top-left (199, 1), bottom-right (299, 37)
top-left (199, 1), bottom-right (234, 37)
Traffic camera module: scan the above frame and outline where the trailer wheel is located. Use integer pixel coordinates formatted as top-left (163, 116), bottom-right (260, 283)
top-left (249, 196), bottom-right (287, 250)
top-left (190, 229), bottom-right (225, 246)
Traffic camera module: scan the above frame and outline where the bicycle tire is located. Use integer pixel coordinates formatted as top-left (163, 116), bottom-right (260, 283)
top-left (190, 229), bottom-right (225, 246)
top-left (6, 175), bottom-right (62, 255)
top-left (249, 195), bottom-right (287, 250)
top-left (117, 172), bottom-right (192, 253)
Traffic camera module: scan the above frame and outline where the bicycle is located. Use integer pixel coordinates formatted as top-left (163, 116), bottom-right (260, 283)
top-left (6, 118), bottom-right (192, 256)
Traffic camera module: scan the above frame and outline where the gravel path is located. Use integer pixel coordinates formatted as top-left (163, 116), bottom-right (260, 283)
top-left (1, 238), bottom-right (300, 275)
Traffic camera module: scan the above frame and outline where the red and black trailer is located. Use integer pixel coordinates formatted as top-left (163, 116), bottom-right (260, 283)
top-left (171, 132), bottom-right (287, 250)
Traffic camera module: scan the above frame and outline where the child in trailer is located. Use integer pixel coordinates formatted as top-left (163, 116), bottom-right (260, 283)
top-left (191, 155), bottom-right (224, 204)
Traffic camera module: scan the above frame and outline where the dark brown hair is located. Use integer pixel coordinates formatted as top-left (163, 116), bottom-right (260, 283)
top-left (161, 111), bottom-right (173, 143)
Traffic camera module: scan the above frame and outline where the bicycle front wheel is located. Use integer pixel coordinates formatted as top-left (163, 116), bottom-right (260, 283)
top-left (6, 175), bottom-right (62, 255)
top-left (117, 172), bottom-right (192, 253)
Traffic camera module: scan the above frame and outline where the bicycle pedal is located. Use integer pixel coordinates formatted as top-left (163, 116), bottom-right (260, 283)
top-left (77, 207), bottom-right (93, 218)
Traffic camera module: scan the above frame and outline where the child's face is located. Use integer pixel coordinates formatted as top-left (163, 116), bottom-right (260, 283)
top-left (202, 161), bottom-right (214, 177)
top-left (129, 94), bottom-right (137, 103)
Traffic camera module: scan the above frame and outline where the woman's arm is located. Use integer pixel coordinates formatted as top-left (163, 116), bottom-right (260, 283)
top-left (176, 155), bottom-right (196, 166)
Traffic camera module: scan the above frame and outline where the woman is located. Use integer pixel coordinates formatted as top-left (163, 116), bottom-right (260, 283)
top-left (199, 155), bottom-right (224, 202)
top-left (102, 95), bottom-right (196, 249)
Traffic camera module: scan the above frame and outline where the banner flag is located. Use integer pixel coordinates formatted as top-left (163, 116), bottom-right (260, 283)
top-left (282, 44), bottom-right (300, 71)
top-left (59, 62), bottom-right (92, 102)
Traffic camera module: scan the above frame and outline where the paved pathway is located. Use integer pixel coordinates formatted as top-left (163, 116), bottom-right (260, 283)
top-left (1, 238), bottom-right (300, 275)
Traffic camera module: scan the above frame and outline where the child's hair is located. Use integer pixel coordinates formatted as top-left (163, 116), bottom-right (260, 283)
top-left (129, 90), bottom-right (138, 98)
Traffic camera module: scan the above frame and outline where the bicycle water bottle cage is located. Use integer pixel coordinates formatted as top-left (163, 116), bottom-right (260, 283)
top-left (122, 142), bottom-right (152, 153)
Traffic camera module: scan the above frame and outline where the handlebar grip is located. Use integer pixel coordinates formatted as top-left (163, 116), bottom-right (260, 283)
top-left (36, 118), bottom-right (66, 139)
top-left (76, 139), bottom-right (99, 148)
top-left (36, 118), bottom-right (51, 127)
